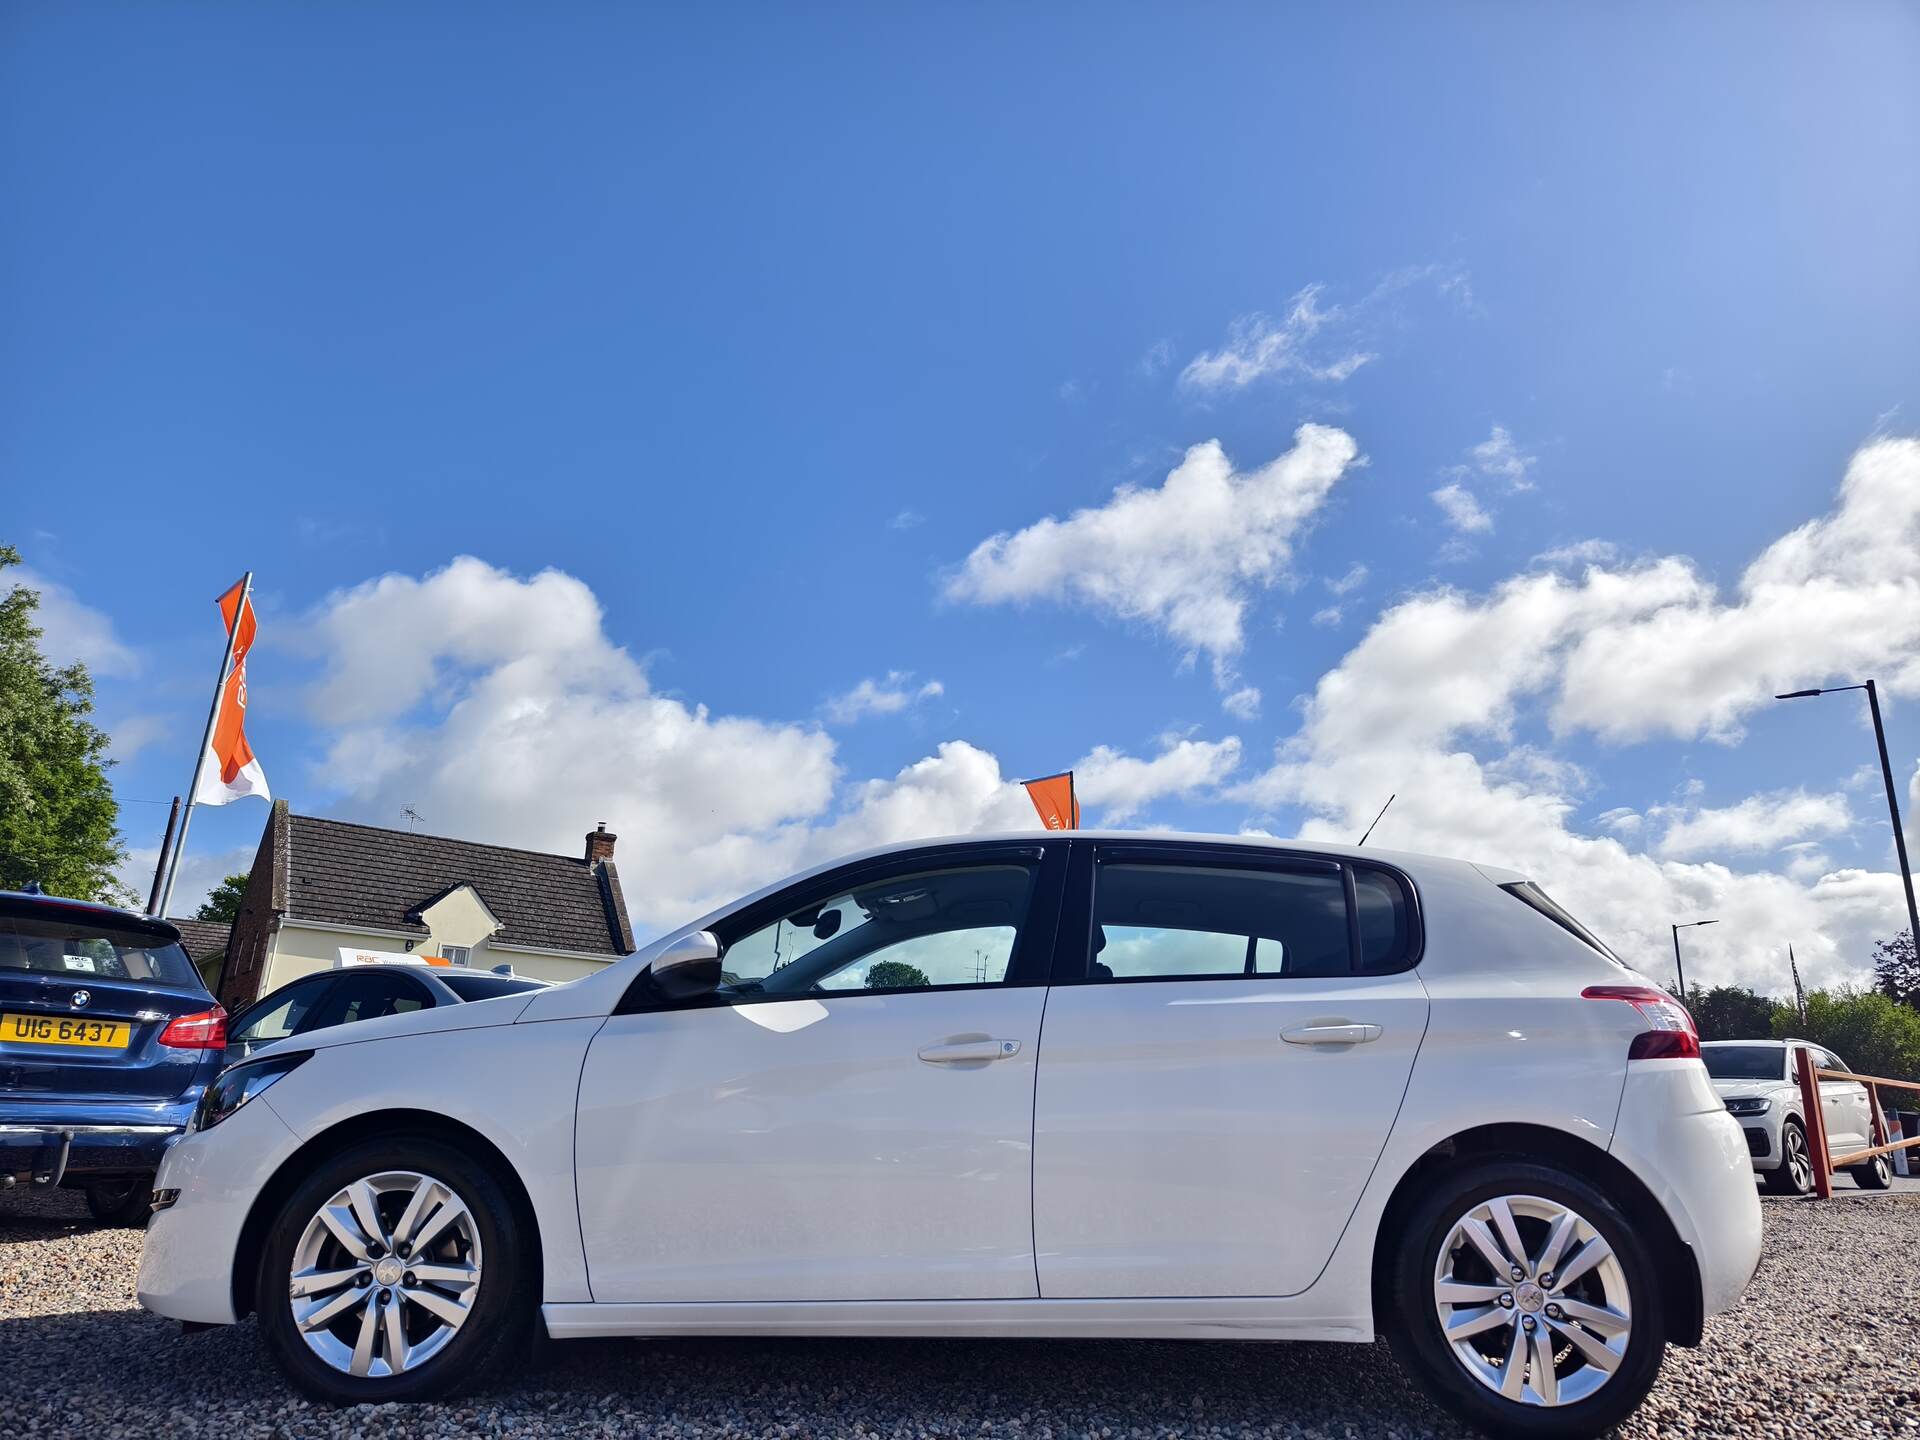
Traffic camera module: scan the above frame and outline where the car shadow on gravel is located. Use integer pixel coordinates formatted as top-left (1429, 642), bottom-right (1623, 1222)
top-left (0, 1305), bottom-right (1473, 1439)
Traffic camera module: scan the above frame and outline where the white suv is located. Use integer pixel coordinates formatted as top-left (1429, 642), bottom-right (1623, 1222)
top-left (1702, 1038), bottom-right (1894, 1194)
top-left (139, 834), bottom-right (1761, 1438)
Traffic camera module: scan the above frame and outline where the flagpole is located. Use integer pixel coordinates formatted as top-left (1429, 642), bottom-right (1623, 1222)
top-left (155, 572), bottom-right (251, 918)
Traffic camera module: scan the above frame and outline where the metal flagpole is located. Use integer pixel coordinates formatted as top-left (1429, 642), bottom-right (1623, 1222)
top-left (144, 796), bottom-right (182, 917)
top-left (156, 572), bottom-right (251, 918)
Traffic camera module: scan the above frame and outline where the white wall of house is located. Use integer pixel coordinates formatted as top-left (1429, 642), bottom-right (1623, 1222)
top-left (260, 916), bottom-right (614, 993)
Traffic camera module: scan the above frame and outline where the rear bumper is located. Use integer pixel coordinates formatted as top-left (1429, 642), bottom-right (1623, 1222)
top-left (0, 1119), bottom-right (184, 1186)
top-left (1, 1095), bottom-right (200, 1185)
top-left (1609, 1060), bottom-right (1764, 1319)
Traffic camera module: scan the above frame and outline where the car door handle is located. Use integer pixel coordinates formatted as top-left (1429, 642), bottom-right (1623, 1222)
top-left (1280, 1022), bottom-right (1382, 1047)
top-left (917, 1039), bottom-right (1022, 1064)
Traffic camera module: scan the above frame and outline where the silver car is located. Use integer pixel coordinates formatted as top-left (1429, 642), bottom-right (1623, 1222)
top-left (1701, 1039), bottom-right (1894, 1193)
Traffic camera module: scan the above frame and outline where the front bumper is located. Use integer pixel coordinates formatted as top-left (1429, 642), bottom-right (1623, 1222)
top-left (137, 1093), bottom-right (303, 1326)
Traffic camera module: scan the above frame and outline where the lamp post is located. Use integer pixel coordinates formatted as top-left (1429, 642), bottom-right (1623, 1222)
top-left (1777, 680), bottom-right (1920, 956)
top-left (1671, 919), bottom-right (1717, 998)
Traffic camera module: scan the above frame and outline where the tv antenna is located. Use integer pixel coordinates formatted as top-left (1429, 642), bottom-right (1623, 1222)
top-left (1356, 793), bottom-right (1395, 847)
top-left (403, 806), bottom-right (427, 830)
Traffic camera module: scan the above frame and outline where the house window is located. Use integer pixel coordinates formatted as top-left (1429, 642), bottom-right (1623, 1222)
top-left (441, 945), bottom-right (472, 967)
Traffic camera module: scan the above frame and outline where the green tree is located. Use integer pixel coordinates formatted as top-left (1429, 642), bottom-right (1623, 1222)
top-left (1684, 984), bottom-right (1780, 1042)
top-left (1873, 930), bottom-right (1918, 1009)
top-left (195, 873), bottom-right (250, 923)
top-left (1777, 987), bottom-right (1920, 1105)
top-left (0, 547), bottom-right (128, 902)
top-left (865, 959), bottom-right (931, 989)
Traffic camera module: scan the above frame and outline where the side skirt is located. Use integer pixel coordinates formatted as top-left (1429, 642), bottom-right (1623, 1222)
top-left (542, 1297), bottom-right (1373, 1342)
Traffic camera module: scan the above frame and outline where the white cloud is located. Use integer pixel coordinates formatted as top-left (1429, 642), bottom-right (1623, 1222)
top-left (1430, 482), bottom-right (1493, 534)
top-left (945, 424), bottom-right (1359, 695)
top-left (823, 672), bottom-right (944, 725)
top-left (1179, 266), bottom-right (1471, 394)
top-left (1137, 338), bottom-right (1175, 378)
top-left (1235, 436), bottom-right (1920, 991)
top-left (1467, 425), bottom-right (1537, 493)
top-left (888, 509), bottom-right (925, 531)
top-left (1595, 806), bottom-right (1643, 836)
top-left (1075, 735), bottom-right (1242, 822)
top-left (107, 713), bottom-right (172, 764)
top-left (13, 566), bottom-right (139, 677)
top-left (1658, 790), bottom-right (1852, 859)
top-left (1326, 563), bottom-right (1369, 596)
top-left (1535, 539), bottom-right (1620, 569)
top-left (1221, 686), bottom-right (1262, 720)
top-left (1179, 286), bottom-right (1373, 391)
top-left (298, 559), bottom-right (1267, 934)
top-left (1312, 605), bottom-right (1344, 628)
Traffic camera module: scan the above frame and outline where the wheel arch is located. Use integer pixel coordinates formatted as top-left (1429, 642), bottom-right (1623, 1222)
top-left (1368, 1121), bottom-right (1705, 1347)
top-left (230, 1108), bottom-right (544, 1320)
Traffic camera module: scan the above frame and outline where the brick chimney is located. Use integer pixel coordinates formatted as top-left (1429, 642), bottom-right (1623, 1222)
top-left (585, 822), bottom-right (617, 864)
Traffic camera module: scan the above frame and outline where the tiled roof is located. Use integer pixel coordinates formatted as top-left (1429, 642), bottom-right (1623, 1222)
top-left (279, 811), bottom-right (631, 958)
top-left (166, 918), bottom-right (232, 962)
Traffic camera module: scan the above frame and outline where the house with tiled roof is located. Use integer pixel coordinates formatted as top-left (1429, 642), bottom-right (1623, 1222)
top-left (216, 800), bottom-right (635, 1011)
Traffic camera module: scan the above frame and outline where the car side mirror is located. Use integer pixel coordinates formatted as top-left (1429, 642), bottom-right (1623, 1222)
top-left (648, 930), bottom-right (723, 1002)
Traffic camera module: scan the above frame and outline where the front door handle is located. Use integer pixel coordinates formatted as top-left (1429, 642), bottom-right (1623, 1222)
top-left (1280, 1021), bottom-right (1382, 1047)
top-left (918, 1039), bottom-right (1022, 1065)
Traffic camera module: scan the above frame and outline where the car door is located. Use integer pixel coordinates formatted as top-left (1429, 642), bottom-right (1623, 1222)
top-left (1032, 841), bottom-right (1430, 1299)
top-left (575, 842), bottom-right (1065, 1303)
top-left (1815, 1047), bottom-right (1871, 1155)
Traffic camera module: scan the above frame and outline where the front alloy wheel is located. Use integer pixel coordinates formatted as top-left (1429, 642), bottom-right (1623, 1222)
top-left (257, 1136), bottom-right (533, 1404)
top-left (1431, 1195), bottom-right (1631, 1408)
top-left (288, 1171), bottom-right (483, 1378)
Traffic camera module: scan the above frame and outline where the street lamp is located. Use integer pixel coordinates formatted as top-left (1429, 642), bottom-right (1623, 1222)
top-left (1671, 919), bottom-right (1717, 997)
top-left (1776, 680), bottom-right (1920, 957)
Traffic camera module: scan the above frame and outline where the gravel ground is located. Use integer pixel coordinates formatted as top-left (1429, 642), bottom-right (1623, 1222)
top-left (4, 1188), bottom-right (1918, 1439)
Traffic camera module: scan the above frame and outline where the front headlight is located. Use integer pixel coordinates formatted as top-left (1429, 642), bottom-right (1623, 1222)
top-left (1724, 1096), bottom-right (1772, 1117)
top-left (189, 1052), bottom-right (308, 1133)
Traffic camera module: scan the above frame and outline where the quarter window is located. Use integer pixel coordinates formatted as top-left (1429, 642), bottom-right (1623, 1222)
top-left (1353, 867), bottom-right (1413, 973)
top-left (715, 863), bottom-right (1038, 999)
top-left (1090, 863), bottom-right (1351, 980)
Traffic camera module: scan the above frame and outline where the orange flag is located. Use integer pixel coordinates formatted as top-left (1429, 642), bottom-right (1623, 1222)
top-left (1023, 771), bottom-right (1079, 830)
top-left (193, 580), bottom-right (270, 806)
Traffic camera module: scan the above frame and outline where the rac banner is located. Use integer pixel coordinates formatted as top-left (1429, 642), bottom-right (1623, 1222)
top-left (1023, 771), bottom-right (1079, 830)
top-left (193, 579), bottom-right (270, 806)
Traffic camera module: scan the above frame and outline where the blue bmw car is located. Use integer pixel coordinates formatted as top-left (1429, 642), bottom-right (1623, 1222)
top-left (0, 889), bottom-right (228, 1224)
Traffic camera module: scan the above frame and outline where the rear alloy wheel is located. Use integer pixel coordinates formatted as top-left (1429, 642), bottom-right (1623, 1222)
top-left (257, 1137), bottom-right (533, 1404)
top-left (85, 1179), bottom-right (154, 1227)
top-left (1387, 1160), bottom-right (1666, 1439)
top-left (1765, 1120), bottom-right (1814, 1196)
top-left (1848, 1153), bottom-right (1893, 1191)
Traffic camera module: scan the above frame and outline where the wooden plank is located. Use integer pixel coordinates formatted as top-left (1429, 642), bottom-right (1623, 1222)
top-left (1797, 1045), bottom-right (1834, 1199)
top-left (1829, 1132), bottom-right (1920, 1167)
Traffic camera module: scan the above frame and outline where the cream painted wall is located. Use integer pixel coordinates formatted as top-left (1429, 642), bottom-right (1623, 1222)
top-left (417, 886), bottom-right (502, 955)
top-left (259, 920), bottom-right (614, 994)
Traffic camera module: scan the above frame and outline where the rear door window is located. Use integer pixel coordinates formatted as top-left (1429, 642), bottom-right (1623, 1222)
top-left (303, 971), bottom-right (432, 1030)
top-left (1089, 860), bottom-right (1352, 980)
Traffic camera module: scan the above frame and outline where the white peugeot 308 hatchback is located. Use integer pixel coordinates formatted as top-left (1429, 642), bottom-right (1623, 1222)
top-left (139, 834), bottom-right (1760, 1438)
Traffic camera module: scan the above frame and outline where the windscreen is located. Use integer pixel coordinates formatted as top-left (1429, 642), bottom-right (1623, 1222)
top-left (0, 913), bottom-right (205, 990)
top-left (1702, 1045), bottom-right (1787, 1081)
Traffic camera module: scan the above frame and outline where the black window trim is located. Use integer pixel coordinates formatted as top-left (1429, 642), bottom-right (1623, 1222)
top-left (1052, 839), bottom-right (1425, 985)
top-left (615, 839), bottom-right (1070, 1015)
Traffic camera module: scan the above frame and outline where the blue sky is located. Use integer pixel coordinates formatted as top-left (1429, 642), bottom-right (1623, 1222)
top-left (5, 3), bottom-right (1918, 989)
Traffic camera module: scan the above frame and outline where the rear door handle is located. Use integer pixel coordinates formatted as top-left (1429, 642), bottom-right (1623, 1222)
top-left (1280, 1022), bottom-right (1382, 1047)
top-left (918, 1039), bottom-right (1022, 1064)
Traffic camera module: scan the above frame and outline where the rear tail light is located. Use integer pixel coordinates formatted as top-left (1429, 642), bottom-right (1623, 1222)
top-left (158, 1006), bottom-right (227, 1049)
top-left (1581, 985), bottom-right (1699, 1060)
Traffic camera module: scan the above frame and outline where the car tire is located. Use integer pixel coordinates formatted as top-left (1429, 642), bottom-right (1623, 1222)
top-left (1764, 1119), bottom-right (1814, 1196)
top-left (255, 1135), bottom-right (535, 1405)
top-left (1848, 1153), bottom-right (1893, 1190)
top-left (85, 1179), bottom-right (154, 1228)
top-left (1383, 1158), bottom-right (1668, 1440)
